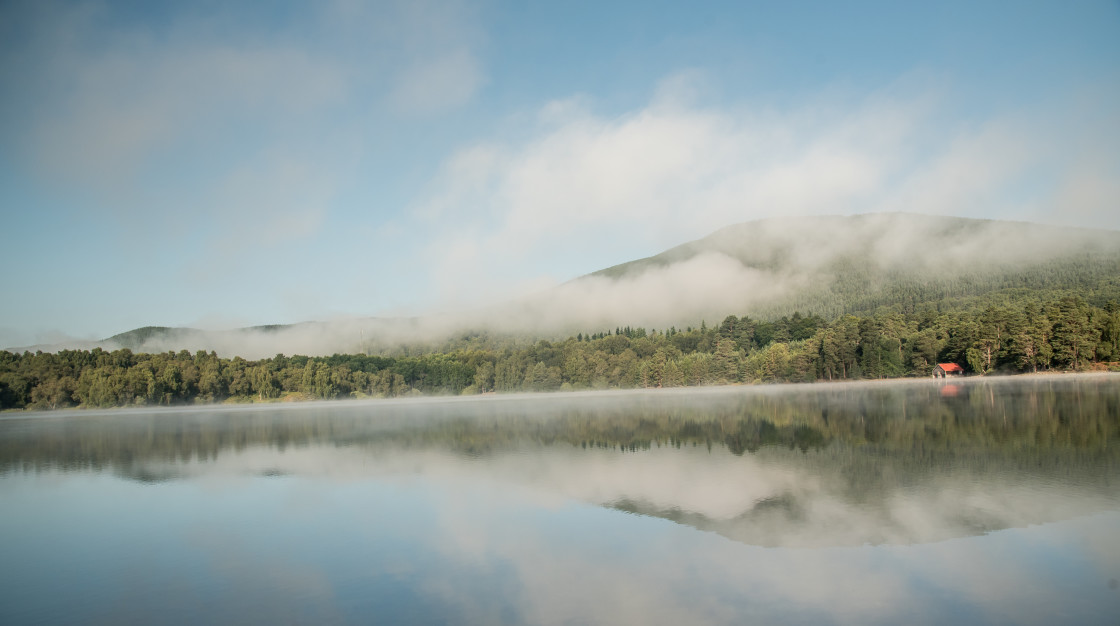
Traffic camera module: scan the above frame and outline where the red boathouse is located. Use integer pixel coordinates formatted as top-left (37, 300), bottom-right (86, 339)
top-left (932, 363), bottom-right (964, 378)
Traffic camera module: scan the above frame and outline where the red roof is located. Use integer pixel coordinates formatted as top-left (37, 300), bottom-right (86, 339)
top-left (937, 363), bottom-right (964, 372)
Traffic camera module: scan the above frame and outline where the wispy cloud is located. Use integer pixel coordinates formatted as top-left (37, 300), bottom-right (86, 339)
top-left (413, 75), bottom-right (1120, 310)
top-left (0, 0), bottom-right (487, 258)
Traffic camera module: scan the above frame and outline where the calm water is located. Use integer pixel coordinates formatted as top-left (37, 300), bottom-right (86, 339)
top-left (2, 375), bottom-right (1119, 625)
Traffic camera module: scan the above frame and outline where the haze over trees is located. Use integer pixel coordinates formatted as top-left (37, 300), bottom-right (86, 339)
top-left (2, 292), bottom-right (1118, 410)
top-left (9, 214), bottom-right (1120, 360)
top-left (4, 214), bottom-right (1120, 410)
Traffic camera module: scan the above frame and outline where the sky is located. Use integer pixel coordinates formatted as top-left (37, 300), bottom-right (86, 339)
top-left (1, 0), bottom-right (1118, 348)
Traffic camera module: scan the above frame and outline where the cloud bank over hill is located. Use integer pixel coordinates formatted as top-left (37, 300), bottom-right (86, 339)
top-left (10, 213), bottom-right (1119, 358)
top-left (413, 77), bottom-right (1120, 313)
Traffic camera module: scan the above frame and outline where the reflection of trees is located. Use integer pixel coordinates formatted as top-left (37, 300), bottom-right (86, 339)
top-left (2, 377), bottom-right (1118, 482)
top-left (2, 378), bottom-right (1117, 546)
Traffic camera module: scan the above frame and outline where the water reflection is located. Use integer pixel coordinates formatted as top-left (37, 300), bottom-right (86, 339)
top-left (1, 375), bottom-right (1119, 624)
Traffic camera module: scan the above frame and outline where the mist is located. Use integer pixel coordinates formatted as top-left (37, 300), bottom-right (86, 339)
top-left (8, 212), bottom-right (1118, 358)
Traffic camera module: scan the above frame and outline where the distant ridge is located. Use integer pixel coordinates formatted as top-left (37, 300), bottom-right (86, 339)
top-left (592, 213), bottom-right (1120, 279)
top-left (105, 323), bottom-right (298, 351)
top-left (106, 326), bottom-right (192, 351)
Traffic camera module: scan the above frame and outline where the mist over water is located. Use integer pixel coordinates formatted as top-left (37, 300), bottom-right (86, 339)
top-left (2, 376), bottom-right (1118, 624)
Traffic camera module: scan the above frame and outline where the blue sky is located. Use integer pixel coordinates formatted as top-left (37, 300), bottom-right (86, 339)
top-left (1, 0), bottom-right (1118, 347)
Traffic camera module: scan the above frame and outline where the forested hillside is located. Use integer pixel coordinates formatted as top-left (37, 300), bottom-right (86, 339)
top-left (3, 292), bottom-right (1118, 410)
top-left (10, 214), bottom-right (1120, 359)
top-left (5, 214), bottom-right (1120, 409)
top-left (590, 213), bottom-right (1120, 319)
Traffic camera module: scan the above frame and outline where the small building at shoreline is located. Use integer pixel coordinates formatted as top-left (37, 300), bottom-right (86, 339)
top-left (932, 363), bottom-right (964, 378)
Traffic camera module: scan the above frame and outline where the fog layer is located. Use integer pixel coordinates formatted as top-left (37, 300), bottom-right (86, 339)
top-left (10, 213), bottom-right (1120, 357)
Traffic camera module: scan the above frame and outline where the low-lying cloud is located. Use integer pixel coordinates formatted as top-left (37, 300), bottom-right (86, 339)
top-left (10, 211), bottom-right (1120, 357)
top-left (413, 76), bottom-right (1120, 313)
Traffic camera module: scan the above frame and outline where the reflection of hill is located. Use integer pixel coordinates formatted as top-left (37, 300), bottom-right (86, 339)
top-left (606, 441), bottom-right (1120, 547)
top-left (1, 376), bottom-right (1118, 546)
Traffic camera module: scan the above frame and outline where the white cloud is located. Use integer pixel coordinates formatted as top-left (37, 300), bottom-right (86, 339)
top-left (415, 79), bottom-right (921, 305)
top-left (16, 15), bottom-right (348, 196)
top-left (497, 252), bottom-right (801, 333)
top-left (875, 117), bottom-right (1038, 218)
top-left (414, 75), bottom-right (1120, 313)
top-left (0, 0), bottom-right (487, 262)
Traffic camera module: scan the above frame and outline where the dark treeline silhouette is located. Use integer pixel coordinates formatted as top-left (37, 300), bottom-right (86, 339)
top-left (2, 294), bottom-right (1119, 410)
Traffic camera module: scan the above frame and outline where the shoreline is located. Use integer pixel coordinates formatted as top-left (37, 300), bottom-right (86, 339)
top-left (4, 369), bottom-right (1118, 417)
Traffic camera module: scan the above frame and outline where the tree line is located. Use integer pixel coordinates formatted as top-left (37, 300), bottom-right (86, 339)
top-left (2, 295), bottom-right (1118, 410)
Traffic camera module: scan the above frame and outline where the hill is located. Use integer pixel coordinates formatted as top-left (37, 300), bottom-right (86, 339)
top-left (8, 213), bottom-right (1120, 357)
top-left (583, 213), bottom-right (1120, 319)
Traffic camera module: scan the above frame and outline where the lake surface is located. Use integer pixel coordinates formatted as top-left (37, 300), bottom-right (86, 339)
top-left (2, 375), bottom-right (1119, 624)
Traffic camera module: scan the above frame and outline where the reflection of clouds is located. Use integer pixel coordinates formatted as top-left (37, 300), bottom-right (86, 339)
top-left (9, 379), bottom-right (1120, 624)
top-left (135, 442), bottom-right (1120, 549)
top-left (418, 483), bottom-right (743, 625)
top-left (413, 479), bottom-right (1120, 625)
top-left (8, 464), bottom-right (1120, 624)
